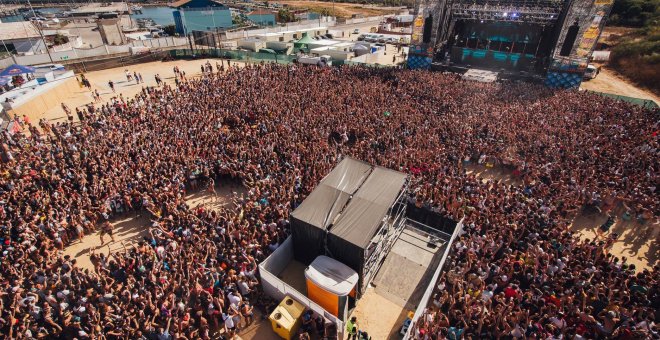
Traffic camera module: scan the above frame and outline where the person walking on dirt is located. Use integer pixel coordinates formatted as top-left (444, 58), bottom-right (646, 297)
top-left (100, 220), bottom-right (115, 245)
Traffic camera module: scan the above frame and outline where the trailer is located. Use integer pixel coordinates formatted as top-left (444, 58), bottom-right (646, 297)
top-left (295, 54), bottom-right (332, 67)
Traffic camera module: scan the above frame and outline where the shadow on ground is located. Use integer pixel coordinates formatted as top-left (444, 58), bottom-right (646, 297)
top-left (570, 208), bottom-right (658, 270)
top-left (465, 164), bottom-right (523, 186)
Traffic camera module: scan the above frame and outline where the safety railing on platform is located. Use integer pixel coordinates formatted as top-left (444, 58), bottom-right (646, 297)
top-left (403, 217), bottom-right (465, 340)
top-left (258, 237), bottom-right (345, 338)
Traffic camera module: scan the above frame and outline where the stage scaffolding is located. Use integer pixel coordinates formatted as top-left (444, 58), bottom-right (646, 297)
top-left (360, 179), bottom-right (409, 292)
top-left (418, 0), bottom-right (565, 55)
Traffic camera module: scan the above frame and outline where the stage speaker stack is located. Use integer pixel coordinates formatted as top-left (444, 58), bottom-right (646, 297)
top-left (423, 15), bottom-right (433, 43)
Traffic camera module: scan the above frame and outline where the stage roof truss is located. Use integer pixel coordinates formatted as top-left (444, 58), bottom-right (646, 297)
top-left (451, 3), bottom-right (561, 24)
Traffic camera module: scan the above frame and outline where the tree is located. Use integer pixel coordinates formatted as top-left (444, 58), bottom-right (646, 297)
top-left (52, 33), bottom-right (69, 46)
top-left (163, 24), bottom-right (176, 36)
top-left (277, 9), bottom-right (296, 23)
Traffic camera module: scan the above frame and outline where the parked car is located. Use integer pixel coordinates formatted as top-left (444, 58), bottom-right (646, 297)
top-left (353, 28), bottom-right (360, 34)
top-left (583, 64), bottom-right (600, 80)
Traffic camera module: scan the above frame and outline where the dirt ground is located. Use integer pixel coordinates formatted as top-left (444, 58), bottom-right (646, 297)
top-left (466, 164), bottom-right (658, 271)
top-left (580, 67), bottom-right (660, 105)
top-left (569, 211), bottom-right (658, 271)
top-left (64, 182), bottom-right (244, 272)
top-left (37, 58), bottom-right (245, 124)
top-left (465, 163), bottom-right (523, 186)
top-left (274, 0), bottom-right (403, 18)
top-left (349, 286), bottom-right (409, 339)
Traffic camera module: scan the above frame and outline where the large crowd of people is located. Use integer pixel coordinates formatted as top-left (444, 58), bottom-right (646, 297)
top-left (0, 63), bottom-right (657, 339)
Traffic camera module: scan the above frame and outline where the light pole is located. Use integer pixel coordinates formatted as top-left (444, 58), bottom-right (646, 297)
top-left (27, 0), bottom-right (54, 63)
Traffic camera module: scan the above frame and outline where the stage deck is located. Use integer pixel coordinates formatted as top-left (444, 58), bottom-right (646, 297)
top-left (462, 68), bottom-right (499, 82)
top-left (372, 226), bottom-right (446, 309)
top-left (348, 223), bottom-right (447, 338)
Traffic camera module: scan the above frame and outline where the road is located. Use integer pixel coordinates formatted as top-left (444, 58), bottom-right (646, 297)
top-left (580, 68), bottom-right (659, 105)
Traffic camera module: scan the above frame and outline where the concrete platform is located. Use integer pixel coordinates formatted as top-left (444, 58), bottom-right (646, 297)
top-left (372, 227), bottom-right (445, 309)
top-left (348, 225), bottom-right (446, 339)
top-left (279, 259), bottom-right (308, 294)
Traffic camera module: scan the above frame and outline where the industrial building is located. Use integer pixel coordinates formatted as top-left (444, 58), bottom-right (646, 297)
top-left (172, 0), bottom-right (233, 35)
top-left (0, 22), bottom-right (82, 55)
top-left (246, 9), bottom-right (276, 26)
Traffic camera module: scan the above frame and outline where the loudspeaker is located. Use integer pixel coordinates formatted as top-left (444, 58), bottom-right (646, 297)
top-left (560, 21), bottom-right (580, 56)
top-left (423, 15), bottom-right (433, 43)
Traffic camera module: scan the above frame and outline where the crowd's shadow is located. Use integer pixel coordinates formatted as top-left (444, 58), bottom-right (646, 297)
top-left (465, 163), bottom-right (523, 186)
top-left (569, 208), bottom-right (658, 269)
top-left (70, 215), bottom-right (152, 260)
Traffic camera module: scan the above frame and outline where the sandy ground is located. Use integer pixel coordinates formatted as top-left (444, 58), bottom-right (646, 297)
top-left (274, 0), bottom-right (404, 18)
top-left (349, 286), bottom-right (409, 339)
top-left (466, 164), bottom-right (658, 271)
top-left (40, 58), bottom-right (245, 123)
top-left (37, 43), bottom-right (407, 125)
top-left (465, 163), bottom-right (523, 186)
top-left (64, 182), bottom-right (244, 271)
top-left (580, 68), bottom-right (660, 105)
top-left (569, 211), bottom-right (658, 271)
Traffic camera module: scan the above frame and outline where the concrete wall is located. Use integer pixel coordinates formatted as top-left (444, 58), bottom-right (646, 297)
top-left (11, 37), bottom-right (188, 66)
top-left (4, 72), bottom-right (79, 123)
top-left (98, 19), bottom-right (126, 45)
top-left (248, 13), bottom-right (276, 26)
top-left (237, 39), bottom-right (267, 52)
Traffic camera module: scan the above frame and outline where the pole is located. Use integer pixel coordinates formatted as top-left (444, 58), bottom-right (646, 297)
top-left (0, 39), bottom-right (10, 56)
top-left (27, 0), bottom-right (54, 63)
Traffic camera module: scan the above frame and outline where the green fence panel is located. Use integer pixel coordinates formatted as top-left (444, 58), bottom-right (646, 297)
top-left (587, 91), bottom-right (658, 108)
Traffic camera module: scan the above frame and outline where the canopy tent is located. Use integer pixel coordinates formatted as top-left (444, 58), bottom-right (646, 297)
top-left (327, 167), bottom-right (407, 292)
top-left (291, 157), bottom-right (372, 264)
top-left (0, 64), bottom-right (36, 77)
top-left (294, 33), bottom-right (315, 50)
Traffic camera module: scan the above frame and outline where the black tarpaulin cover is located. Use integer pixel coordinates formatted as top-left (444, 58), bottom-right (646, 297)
top-left (326, 166), bottom-right (407, 293)
top-left (291, 157), bottom-right (372, 264)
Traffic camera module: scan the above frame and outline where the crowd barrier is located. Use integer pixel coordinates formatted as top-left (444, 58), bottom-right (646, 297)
top-left (585, 90), bottom-right (658, 108)
top-left (403, 217), bottom-right (465, 340)
top-left (169, 48), bottom-right (396, 69)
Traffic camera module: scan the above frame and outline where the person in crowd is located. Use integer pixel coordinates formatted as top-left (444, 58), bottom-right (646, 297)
top-left (0, 63), bottom-right (656, 339)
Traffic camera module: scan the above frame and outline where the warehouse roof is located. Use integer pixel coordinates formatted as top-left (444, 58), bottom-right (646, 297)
top-left (0, 22), bottom-right (41, 41)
